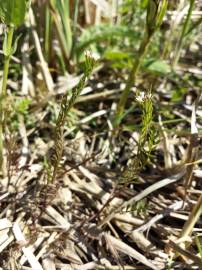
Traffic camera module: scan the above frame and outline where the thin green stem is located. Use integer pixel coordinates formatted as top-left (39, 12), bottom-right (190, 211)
top-left (0, 119), bottom-right (3, 173)
top-left (114, 32), bottom-right (152, 126)
top-left (0, 26), bottom-right (14, 172)
top-left (172, 0), bottom-right (195, 67)
top-left (45, 5), bottom-right (52, 61)
top-left (186, 15), bottom-right (202, 36)
top-left (2, 27), bottom-right (14, 96)
top-left (70, 0), bottom-right (79, 60)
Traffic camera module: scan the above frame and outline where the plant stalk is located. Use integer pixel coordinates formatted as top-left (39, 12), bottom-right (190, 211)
top-left (2, 27), bottom-right (14, 96)
top-left (45, 5), bottom-right (52, 62)
top-left (114, 32), bottom-right (152, 126)
top-left (70, 0), bottom-right (79, 61)
top-left (0, 26), bottom-right (14, 172)
top-left (172, 0), bottom-right (195, 68)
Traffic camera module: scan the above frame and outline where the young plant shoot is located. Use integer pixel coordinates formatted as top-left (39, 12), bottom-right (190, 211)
top-left (0, 0), bottom-right (31, 172)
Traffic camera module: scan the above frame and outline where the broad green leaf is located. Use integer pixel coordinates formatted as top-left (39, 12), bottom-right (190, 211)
top-left (76, 24), bottom-right (139, 57)
top-left (104, 50), bottom-right (132, 69)
top-left (144, 58), bottom-right (171, 74)
top-left (104, 50), bottom-right (130, 61)
top-left (0, 0), bottom-right (30, 27)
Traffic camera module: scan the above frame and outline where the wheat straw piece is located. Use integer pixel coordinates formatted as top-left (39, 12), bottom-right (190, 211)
top-left (12, 223), bottom-right (43, 270)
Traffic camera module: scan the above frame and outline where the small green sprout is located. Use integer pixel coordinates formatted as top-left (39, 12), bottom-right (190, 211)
top-left (49, 51), bottom-right (97, 183)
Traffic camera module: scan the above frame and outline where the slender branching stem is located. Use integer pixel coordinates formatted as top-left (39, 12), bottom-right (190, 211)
top-left (0, 26), bottom-right (14, 172)
top-left (49, 54), bottom-right (96, 183)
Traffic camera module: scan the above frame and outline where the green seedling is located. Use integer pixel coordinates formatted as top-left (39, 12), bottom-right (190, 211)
top-left (114, 0), bottom-right (168, 126)
top-left (49, 52), bottom-right (97, 183)
top-left (0, 0), bottom-right (31, 172)
top-left (118, 89), bottom-right (157, 186)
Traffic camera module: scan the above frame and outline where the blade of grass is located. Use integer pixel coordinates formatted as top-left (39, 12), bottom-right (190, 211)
top-left (172, 0), bottom-right (195, 68)
top-left (186, 15), bottom-right (202, 36)
top-left (44, 4), bottom-right (52, 61)
top-left (0, 25), bottom-right (14, 173)
top-left (70, 0), bottom-right (79, 61)
top-left (49, 0), bottom-right (72, 70)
